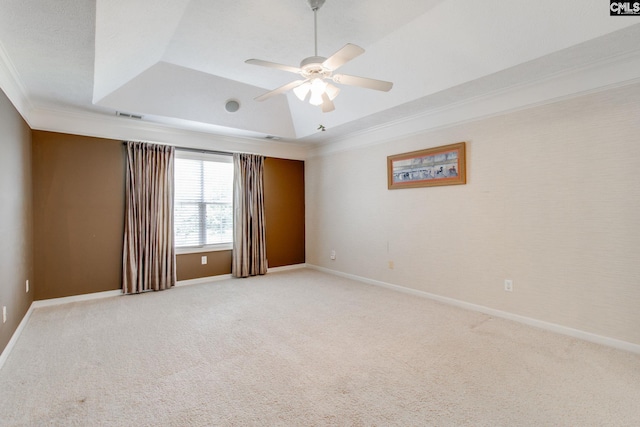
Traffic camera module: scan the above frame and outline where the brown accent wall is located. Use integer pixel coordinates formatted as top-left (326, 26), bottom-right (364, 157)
top-left (0, 89), bottom-right (33, 354)
top-left (32, 131), bottom-right (125, 300)
top-left (30, 132), bottom-right (305, 298)
top-left (264, 157), bottom-right (305, 268)
top-left (175, 157), bottom-right (306, 278)
top-left (176, 250), bottom-right (232, 281)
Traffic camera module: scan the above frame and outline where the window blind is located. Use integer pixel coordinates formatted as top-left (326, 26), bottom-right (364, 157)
top-left (174, 151), bottom-right (233, 248)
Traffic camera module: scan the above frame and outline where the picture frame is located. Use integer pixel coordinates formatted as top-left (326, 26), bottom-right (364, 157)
top-left (387, 142), bottom-right (466, 189)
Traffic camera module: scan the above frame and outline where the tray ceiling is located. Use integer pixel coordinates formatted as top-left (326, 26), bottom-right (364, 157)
top-left (1, 0), bottom-right (639, 147)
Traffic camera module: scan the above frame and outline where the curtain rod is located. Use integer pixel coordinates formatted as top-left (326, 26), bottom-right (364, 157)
top-left (175, 147), bottom-right (232, 156)
top-left (122, 142), bottom-right (232, 157)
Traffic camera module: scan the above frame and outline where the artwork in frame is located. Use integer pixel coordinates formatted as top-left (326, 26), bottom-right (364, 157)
top-left (387, 142), bottom-right (466, 189)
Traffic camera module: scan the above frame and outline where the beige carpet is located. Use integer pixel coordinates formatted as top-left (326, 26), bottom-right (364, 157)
top-left (1, 269), bottom-right (639, 426)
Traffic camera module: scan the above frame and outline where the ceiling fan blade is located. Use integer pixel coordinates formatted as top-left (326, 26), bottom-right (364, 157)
top-left (254, 79), bottom-right (307, 102)
top-left (245, 59), bottom-right (302, 74)
top-left (332, 74), bottom-right (393, 92)
top-left (320, 93), bottom-right (335, 113)
top-left (322, 43), bottom-right (365, 71)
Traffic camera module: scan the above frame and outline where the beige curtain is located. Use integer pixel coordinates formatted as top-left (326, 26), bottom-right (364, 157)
top-left (122, 141), bottom-right (176, 294)
top-left (232, 153), bottom-right (267, 278)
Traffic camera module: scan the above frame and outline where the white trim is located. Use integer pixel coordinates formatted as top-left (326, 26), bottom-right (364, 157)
top-left (0, 39), bottom-right (33, 125)
top-left (32, 289), bottom-right (122, 308)
top-left (176, 274), bottom-right (232, 287)
top-left (4, 36), bottom-right (638, 161)
top-left (4, 263), bottom-right (636, 373)
top-left (176, 243), bottom-right (232, 254)
top-left (308, 51), bottom-right (640, 159)
top-left (27, 107), bottom-right (308, 160)
top-left (268, 263), bottom-right (307, 273)
top-left (2, 289), bottom-right (123, 371)
top-left (175, 150), bottom-right (232, 163)
top-left (0, 305), bottom-right (35, 372)
top-left (174, 264), bottom-right (308, 285)
top-left (306, 264), bottom-right (640, 355)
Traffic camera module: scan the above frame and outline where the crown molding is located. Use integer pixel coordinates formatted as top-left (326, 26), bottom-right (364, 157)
top-left (1, 40), bottom-right (308, 160)
top-left (5, 31), bottom-right (640, 162)
top-left (29, 107), bottom-right (309, 160)
top-left (0, 39), bottom-right (33, 124)
top-left (308, 49), bottom-right (640, 158)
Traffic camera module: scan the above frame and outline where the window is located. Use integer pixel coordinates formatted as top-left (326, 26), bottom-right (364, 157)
top-left (174, 150), bottom-right (233, 251)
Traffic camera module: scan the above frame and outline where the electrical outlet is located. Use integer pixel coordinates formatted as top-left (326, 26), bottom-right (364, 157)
top-left (388, 261), bottom-right (394, 270)
top-left (504, 279), bottom-right (513, 292)
top-left (2, 306), bottom-right (6, 323)
top-left (26, 279), bottom-right (29, 293)
top-left (330, 250), bottom-right (336, 260)
top-left (201, 256), bottom-right (207, 265)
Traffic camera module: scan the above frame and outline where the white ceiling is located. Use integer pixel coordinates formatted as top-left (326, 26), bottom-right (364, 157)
top-left (1, 0), bottom-right (639, 152)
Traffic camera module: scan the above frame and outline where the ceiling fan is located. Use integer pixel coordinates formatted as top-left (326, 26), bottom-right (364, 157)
top-left (245, 0), bottom-right (393, 113)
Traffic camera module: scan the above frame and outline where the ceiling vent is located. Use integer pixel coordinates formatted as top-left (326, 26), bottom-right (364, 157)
top-left (265, 135), bottom-right (281, 140)
top-left (116, 111), bottom-right (143, 120)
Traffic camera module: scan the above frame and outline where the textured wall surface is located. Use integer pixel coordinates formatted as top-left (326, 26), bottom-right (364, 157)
top-left (32, 132), bottom-right (125, 300)
top-left (0, 89), bottom-right (33, 354)
top-left (177, 250), bottom-right (232, 281)
top-left (306, 82), bottom-right (640, 345)
top-left (264, 157), bottom-right (305, 268)
top-left (31, 132), bottom-right (306, 296)
top-left (176, 157), bottom-right (306, 279)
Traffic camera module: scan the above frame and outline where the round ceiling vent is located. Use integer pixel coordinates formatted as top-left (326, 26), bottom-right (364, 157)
top-left (225, 99), bottom-right (240, 113)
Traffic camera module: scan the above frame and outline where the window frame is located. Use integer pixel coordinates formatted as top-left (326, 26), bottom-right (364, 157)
top-left (174, 149), bottom-right (234, 255)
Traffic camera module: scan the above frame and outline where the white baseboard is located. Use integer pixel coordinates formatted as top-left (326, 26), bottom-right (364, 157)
top-left (306, 264), bottom-right (640, 355)
top-left (32, 289), bottom-right (122, 308)
top-left (176, 274), bottom-right (232, 287)
top-left (175, 264), bottom-right (307, 286)
top-left (2, 289), bottom-right (126, 371)
top-left (0, 305), bottom-right (35, 372)
top-left (0, 267), bottom-right (300, 372)
top-left (268, 263), bottom-right (307, 273)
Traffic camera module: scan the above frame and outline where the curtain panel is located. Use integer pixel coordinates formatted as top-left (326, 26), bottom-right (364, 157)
top-left (232, 153), bottom-right (267, 278)
top-left (122, 141), bottom-right (176, 294)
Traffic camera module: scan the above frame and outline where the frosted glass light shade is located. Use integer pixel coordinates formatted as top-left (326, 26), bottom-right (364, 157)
top-left (293, 83), bottom-right (311, 101)
top-left (295, 78), bottom-right (338, 107)
top-left (309, 78), bottom-right (327, 106)
top-left (325, 83), bottom-right (340, 100)
top-left (309, 91), bottom-right (323, 106)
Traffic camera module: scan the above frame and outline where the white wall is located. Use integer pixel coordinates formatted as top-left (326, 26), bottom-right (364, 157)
top-left (0, 88), bottom-right (33, 354)
top-left (306, 82), bottom-right (640, 346)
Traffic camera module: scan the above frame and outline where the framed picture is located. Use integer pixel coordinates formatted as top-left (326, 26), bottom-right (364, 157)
top-left (387, 142), bottom-right (466, 189)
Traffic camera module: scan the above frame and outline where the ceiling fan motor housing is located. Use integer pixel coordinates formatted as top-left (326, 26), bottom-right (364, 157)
top-left (300, 56), bottom-right (326, 69)
top-left (246, 0), bottom-right (392, 110)
top-left (307, 0), bottom-right (326, 11)
top-left (300, 56), bottom-right (330, 78)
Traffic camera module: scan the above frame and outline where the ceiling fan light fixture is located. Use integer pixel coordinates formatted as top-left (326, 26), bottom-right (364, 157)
top-left (309, 78), bottom-right (327, 106)
top-left (293, 82), bottom-right (311, 101)
top-left (245, 0), bottom-right (393, 112)
top-left (309, 91), bottom-right (324, 106)
top-left (310, 78), bottom-right (327, 93)
top-left (325, 83), bottom-right (340, 101)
